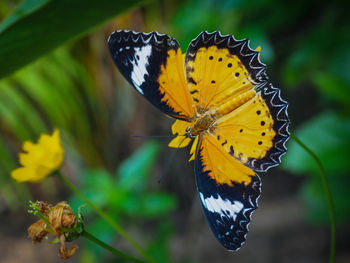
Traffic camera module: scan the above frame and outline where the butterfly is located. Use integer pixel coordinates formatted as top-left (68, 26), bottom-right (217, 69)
top-left (108, 30), bottom-right (290, 251)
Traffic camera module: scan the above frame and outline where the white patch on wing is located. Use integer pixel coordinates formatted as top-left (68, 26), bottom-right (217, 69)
top-left (130, 45), bottom-right (152, 95)
top-left (199, 193), bottom-right (244, 221)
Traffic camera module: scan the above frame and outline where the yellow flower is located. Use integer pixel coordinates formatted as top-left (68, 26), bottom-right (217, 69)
top-left (11, 129), bottom-right (64, 182)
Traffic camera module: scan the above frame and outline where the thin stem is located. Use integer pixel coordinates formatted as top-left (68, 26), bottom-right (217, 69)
top-left (81, 230), bottom-right (146, 263)
top-left (291, 134), bottom-right (336, 263)
top-left (57, 172), bottom-right (154, 263)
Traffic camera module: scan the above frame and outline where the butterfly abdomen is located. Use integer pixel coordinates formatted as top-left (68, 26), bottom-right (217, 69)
top-left (213, 89), bottom-right (256, 119)
top-left (188, 89), bottom-right (257, 136)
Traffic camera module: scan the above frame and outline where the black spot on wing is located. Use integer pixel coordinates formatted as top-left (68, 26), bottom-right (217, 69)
top-left (185, 31), bottom-right (268, 85)
top-left (246, 83), bottom-right (290, 172)
top-left (188, 77), bottom-right (197, 85)
top-left (194, 139), bottom-right (261, 251)
top-left (108, 30), bottom-right (188, 120)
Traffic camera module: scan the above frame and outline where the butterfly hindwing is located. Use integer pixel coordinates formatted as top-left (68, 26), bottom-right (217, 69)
top-left (195, 135), bottom-right (261, 251)
top-left (108, 30), bottom-right (195, 120)
top-left (214, 84), bottom-right (289, 172)
top-left (251, 84), bottom-right (290, 171)
top-left (185, 31), bottom-right (267, 111)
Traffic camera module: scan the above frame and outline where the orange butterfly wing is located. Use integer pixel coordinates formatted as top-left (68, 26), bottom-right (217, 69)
top-left (108, 30), bottom-right (195, 120)
top-left (185, 31), bottom-right (267, 111)
top-left (214, 84), bottom-right (289, 172)
top-left (195, 134), bottom-right (261, 250)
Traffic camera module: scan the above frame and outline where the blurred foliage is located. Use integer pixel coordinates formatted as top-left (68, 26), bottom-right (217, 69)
top-left (0, 0), bottom-right (144, 78)
top-left (0, 0), bottom-right (350, 261)
top-left (283, 112), bottom-right (350, 223)
top-left (70, 141), bottom-right (177, 262)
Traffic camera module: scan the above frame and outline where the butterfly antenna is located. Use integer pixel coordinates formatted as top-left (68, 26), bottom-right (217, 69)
top-left (131, 134), bottom-right (177, 139)
top-left (158, 136), bottom-right (188, 184)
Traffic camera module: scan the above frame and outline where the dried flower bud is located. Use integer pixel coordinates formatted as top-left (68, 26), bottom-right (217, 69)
top-left (36, 201), bottom-right (52, 214)
top-left (28, 219), bottom-right (48, 244)
top-left (59, 235), bottom-right (78, 260)
top-left (27, 201), bottom-right (84, 259)
top-left (48, 201), bottom-right (77, 236)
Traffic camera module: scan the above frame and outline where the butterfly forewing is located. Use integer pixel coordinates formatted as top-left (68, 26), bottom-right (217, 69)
top-left (108, 30), bottom-right (195, 120)
top-left (195, 135), bottom-right (261, 251)
top-left (185, 31), bottom-right (267, 111)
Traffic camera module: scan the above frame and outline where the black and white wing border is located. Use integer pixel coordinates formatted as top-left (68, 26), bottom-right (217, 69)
top-left (195, 138), bottom-right (262, 251)
top-left (185, 30), bottom-right (268, 85)
top-left (108, 30), bottom-right (189, 120)
top-left (247, 83), bottom-right (290, 172)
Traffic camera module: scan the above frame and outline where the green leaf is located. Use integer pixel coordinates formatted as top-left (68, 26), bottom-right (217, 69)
top-left (116, 141), bottom-right (160, 192)
top-left (139, 192), bottom-right (177, 218)
top-left (0, 0), bottom-right (144, 79)
top-left (85, 218), bottom-right (115, 257)
top-left (282, 44), bottom-right (320, 87)
top-left (313, 72), bottom-right (350, 109)
top-left (69, 169), bottom-right (115, 213)
top-left (121, 192), bottom-right (177, 219)
top-left (0, 0), bottom-right (48, 32)
top-left (283, 112), bottom-right (350, 223)
top-left (327, 44), bottom-right (350, 85)
top-left (282, 111), bottom-right (350, 175)
top-left (301, 174), bottom-right (350, 224)
top-left (147, 222), bottom-right (173, 263)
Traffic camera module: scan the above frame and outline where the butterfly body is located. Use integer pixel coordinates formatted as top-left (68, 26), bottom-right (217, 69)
top-left (108, 30), bottom-right (289, 251)
top-left (187, 112), bottom-right (214, 136)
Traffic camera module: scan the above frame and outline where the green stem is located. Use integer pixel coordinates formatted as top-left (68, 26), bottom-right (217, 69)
top-left (291, 134), bottom-right (336, 263)
top-left (57, 172), bottom-right (154, 263)
top-left (81, 230), bottom-right (146, 263)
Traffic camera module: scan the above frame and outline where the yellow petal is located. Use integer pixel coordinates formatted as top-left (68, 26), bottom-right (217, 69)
top-left (40, 129), bottom-right (63, 150)
top-left (39, 129), bottom-right (64, 169)
top-left (52, 130), bottom-right (64, 155)
top-left (38, 134), bottom-right (52, 147)
top-left (22, 141), bottom-right (35, 152)
top-left (19, 148), bottom-right (45, 166)
top-left (168, 135), bottom-right (191, 148)
top-left (35, 165), bottom-right (53, 181)
top-left (19, 152), bottom-right (32, 167)
top-left (189, 136), bottom-right (199, 162)
top-left (11, 167), bottom-right (39, 183)
top-left (49, 154), bottom-right (64, 170)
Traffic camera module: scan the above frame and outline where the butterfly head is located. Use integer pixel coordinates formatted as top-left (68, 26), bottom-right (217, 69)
top-left (185, 112), bottom-right (216, 138)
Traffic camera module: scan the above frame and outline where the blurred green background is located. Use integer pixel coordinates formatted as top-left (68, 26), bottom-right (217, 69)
top-left (0, 0), bottom-right (349, 262)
